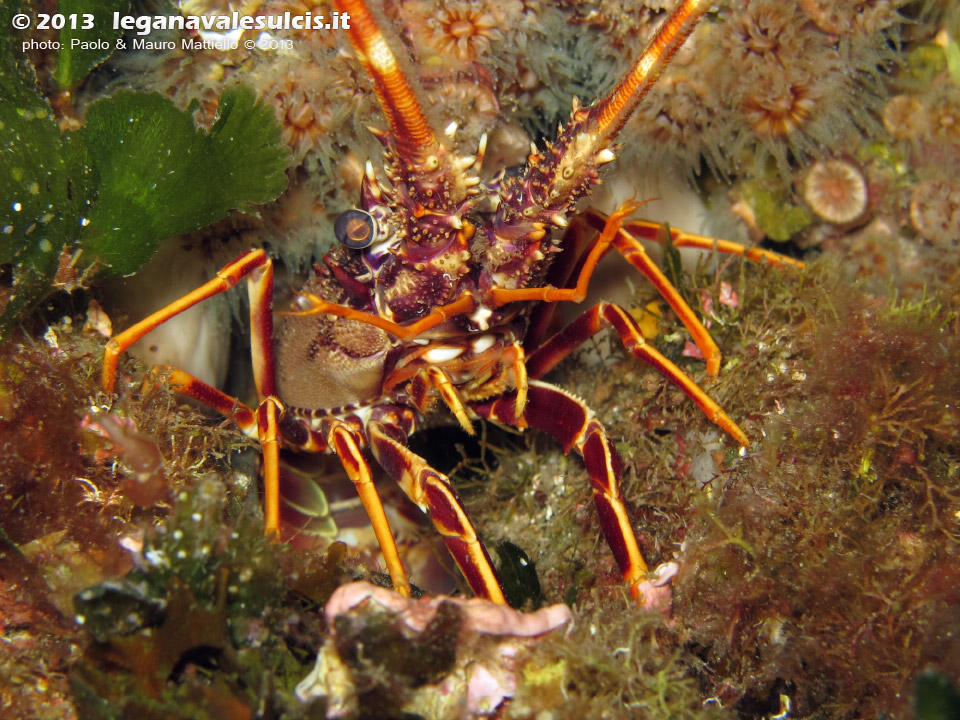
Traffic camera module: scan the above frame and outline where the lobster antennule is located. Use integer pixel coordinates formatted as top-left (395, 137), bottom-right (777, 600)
top-left (591, 0), bottom-right (709, 137)
top-left (334, 0), bottom-right (438, 160)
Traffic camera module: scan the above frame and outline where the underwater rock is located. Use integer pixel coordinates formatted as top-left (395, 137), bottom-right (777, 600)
top-left (296, 581), bottom-right (573, 718)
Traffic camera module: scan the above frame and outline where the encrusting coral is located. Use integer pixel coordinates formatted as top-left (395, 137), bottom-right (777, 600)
top-left (296, 581), bottom-right (573, 718)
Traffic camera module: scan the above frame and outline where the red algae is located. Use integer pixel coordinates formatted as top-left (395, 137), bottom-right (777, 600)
top-left (673, 278), bottom-right (960, 718)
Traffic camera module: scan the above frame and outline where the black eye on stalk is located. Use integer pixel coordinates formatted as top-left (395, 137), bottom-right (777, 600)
top-left (334, 209), bottom-right (377, 250)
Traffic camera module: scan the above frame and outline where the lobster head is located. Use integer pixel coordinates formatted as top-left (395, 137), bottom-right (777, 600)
top-left (326, 0), bottom-right (710, 325)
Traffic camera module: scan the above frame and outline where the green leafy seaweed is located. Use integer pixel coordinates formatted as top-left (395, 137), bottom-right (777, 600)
top-left (0, 79), bottom-right (290, 336)
top-left (55, 0), bottom-right (131, 90)
top-left (1, 8), bottom-right (83, 329)
top-left (76, 86), bottom-right (290, 276)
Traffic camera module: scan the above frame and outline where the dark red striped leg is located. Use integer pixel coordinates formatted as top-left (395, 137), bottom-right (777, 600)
top-left (472, 380), bottom-right (649, 601)
top-left (367, 422), bottom-right (507, 604)
top-left (159, 366), bottom-right (257, 433)
top-left (527, 302), bottom-right (748, 446)
top-left (327, 421), bottom-right (412, 597)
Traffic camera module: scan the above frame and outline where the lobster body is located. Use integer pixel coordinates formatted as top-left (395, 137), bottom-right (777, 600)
top-left (274, 0), bottom-right (711, 418)
top-left (104, 0), bottom-right (800, 604)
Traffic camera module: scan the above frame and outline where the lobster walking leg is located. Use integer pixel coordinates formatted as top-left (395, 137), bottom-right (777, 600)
top-left (102, 249), bottom-right (276, 397)
top-left (473, 380), bottom-right (652, 601)
top-left (327, 422), bottom-right (412, 597)
top-left (586, 209), bottom-right (803, 375)
top-left (101, 248), bottom-right (286, 533)
top-left (527, 302), bottom-right (748, 446)
top-left (613, 216), bottom-right (806, 268)
top-left (367, 422), bottom-right (507, 604)
top-left (156, 366), bottom-right (258, 432)
top-left (133, 366), bottom-right (289, 536)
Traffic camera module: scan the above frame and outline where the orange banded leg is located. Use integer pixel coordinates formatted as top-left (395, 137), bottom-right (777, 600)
top-left (327, 422), bottom-right (412, 597)
top-left (584, 210), bottom-right (804, 374)
top-left (100, 248), bottom-right (285, 536)
top-left (523, 218), bottom-right (594, 353)
top-left (138, 366), bottom-right (286, 537)
top-left (473, 380), bottom-right (650, 601)
top-left (527, 302), bottom-right (748, 446)
top-left (102, 249), bottom-right (274, 395)
top-left (162, 367), bottom-right (257, 433)
top-left (367, 422), bottom-right (507, 604)
top-left (615, 216), bottom-right (806, 268)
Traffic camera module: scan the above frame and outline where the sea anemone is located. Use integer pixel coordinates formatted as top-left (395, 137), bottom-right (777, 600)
top-left (883, 93), bottom-right (930, 139)
top-left (927, 81), bottom-right (960, 146)
top-left (427, 3), bottom-right (500, 62)
top-left (717, 0), bottom-right (855, 172)
top-left (740, 75), bottom-right (820, 140)
top-left (628, 75), bottom-right (726, 177)
top-left (797, 0), bottom-right (906, 35)
top-left (417, 66), bottom-right (501, 151)
top-left (801, 158), bottom-right (870, 226)
top-left (909, 178), bottom-right (960, 248)
top-left (271, 79), bottom-right (338, 167)
top-left (400, 0), bottom-right (524, 68)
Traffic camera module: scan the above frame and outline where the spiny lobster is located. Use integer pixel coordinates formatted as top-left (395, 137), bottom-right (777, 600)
top-left (102, 0), bottom-right (801, 605)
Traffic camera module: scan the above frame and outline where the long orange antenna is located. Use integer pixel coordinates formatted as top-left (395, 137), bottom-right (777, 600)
top-left (591, 0), bottom-right (709, 136)
top-left (334, 0), bottom-right (438, 161)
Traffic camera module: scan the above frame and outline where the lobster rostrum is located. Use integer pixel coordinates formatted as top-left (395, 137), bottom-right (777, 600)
top-left (102, 0), bottom-right (801, 605)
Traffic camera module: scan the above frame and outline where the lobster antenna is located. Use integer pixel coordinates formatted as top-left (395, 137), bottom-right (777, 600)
top-left (591, 0), bottom-right (708, 137)
top-left (334, 0), bottom-right (438, 161)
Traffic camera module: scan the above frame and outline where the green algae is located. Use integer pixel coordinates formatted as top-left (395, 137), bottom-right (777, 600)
top-left (0, 43), bottom-right (290, 338)
top-left (739, 178), bottom-right (813, 242)
top-left (75, 86), bottom-right (290, 275)
top-left (0, 1), bottom-right (80, 337)
top-left (54, 0), bottom-right (131, 90)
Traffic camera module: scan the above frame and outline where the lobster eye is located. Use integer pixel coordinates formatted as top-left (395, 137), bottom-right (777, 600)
top-left (334, 209), bottom-right (377, 250)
